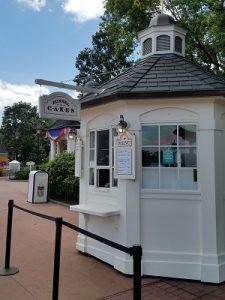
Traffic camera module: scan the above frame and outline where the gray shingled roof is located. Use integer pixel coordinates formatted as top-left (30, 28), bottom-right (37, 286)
top-left (80, 54), bottom-right (225, 108)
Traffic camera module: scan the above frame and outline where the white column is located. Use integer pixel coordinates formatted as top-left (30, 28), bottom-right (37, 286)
top-left (50, 140), bottom-right (56, 160)
top-left (67, 136), bottom-right (75, 152)
top-left (199, 122), bottom-right (225, 282)
top-left (56, 141), bottom-right (60, 155)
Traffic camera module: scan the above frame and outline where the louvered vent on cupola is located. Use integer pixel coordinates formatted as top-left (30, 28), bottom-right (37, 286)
top-left (138, 13), bottom-right (187, 58)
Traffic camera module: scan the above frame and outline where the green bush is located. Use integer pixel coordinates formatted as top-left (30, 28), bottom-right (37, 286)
top-left (43, 152), bottom-right (79, 198)
top-left (15, 166), bottom-right (30, 180)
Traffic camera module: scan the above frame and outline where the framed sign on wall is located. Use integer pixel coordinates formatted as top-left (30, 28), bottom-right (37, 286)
top-left (114, 132), bottom-right (135, 179)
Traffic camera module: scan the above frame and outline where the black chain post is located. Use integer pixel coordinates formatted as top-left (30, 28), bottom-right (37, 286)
top-left (132, 245), bottom-right (142, 300)
top-left (0, 200), bottom-right (19, 275)
top-left (52, 217), bottom-right (63, 300)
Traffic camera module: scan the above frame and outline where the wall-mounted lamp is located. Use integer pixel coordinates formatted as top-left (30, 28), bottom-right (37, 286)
top-left (116, 115), bottom-right (128, 134)
top-left (68, 129), bottom-right (76, 140)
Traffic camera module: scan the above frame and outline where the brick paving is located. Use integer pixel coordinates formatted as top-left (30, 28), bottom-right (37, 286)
top-left (1, 177), bottom-right (225, 299)
top-left (100, 278), bottom-right (225, 299)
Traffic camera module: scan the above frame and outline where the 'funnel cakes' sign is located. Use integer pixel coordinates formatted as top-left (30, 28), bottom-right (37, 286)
top-left (39, 92), bottom-right (80, 120)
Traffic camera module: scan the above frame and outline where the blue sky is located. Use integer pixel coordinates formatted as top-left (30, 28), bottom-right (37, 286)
top-left (0, 0), bottom-right (105, 123)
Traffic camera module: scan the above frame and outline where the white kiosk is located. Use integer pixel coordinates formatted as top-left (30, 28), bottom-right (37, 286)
top-left (71, 14), bottom-right (225, 283)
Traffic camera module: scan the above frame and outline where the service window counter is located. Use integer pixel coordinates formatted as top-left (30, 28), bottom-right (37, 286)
top-left (27, 170), bottom-right (48, 203)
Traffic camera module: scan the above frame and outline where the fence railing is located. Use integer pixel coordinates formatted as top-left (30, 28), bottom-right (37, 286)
top-left (0, 200), bottom-right (142, 300)
top-left (48, 182), bottom-right (79, 205)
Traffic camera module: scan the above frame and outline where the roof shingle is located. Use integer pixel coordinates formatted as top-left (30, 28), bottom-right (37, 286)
top-left (80, 54), bottom-right (225, 108)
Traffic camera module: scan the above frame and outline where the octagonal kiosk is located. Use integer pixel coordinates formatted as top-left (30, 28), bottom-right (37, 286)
top-left (70, 13), bottom-right (225, 283)
top-left (27, 170), bottom-right (48, 203)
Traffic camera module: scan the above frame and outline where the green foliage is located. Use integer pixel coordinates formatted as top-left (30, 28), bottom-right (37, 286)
top-left (0, 166), bottom-right (8, 177)
top-left (15, 166), bottom-right (30, 180)
top-left (166, 0), bottom-right (225, 75)
top-left (43, 152), bottom-right (79, 197)
top-left (74, 0), bottom-right (160, 85)
top-left (74, 0), bottom-right (225, 85)
top-left (0, 102), bottom-right (51, 164)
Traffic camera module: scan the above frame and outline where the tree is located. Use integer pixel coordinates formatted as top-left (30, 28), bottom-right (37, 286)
top-left (0, 102), bottom-right (50, 164)
top-left (166, 0), bottom-right (225, 75)
top-left (74, 0), bottom-right (225, 85)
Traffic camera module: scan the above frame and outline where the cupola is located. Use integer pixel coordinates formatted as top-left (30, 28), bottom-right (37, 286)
top-left (138, 13), bottom-right (187, 58)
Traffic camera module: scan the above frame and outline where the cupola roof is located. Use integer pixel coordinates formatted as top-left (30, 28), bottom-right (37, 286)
top-left (149, 13), bottom-right (176, 27)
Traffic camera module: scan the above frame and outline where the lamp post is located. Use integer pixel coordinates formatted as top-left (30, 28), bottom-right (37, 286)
top-left (14, 133), bottom-right (19, 160)
top-left (36, 128), bottom-right (41, 169)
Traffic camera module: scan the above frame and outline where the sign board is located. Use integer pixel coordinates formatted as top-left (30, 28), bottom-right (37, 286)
top-left (162, 148), bottom-right (174, 165)
top-left (75, 137), bottom-right (82, 177)
top-left (39, 92), bottom-right (80, 121)
top-left (26, 161), bottom-right (35, 166)
top-left (114, 133), bottom-right (135, 179)
top-left (26, 161), bottom-right (35, 171)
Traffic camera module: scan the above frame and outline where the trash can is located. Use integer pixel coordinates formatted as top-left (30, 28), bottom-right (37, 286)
top-left (27, 170), bottom-right (48, 203)
top-left (8, 160), bottom-right (21, 179)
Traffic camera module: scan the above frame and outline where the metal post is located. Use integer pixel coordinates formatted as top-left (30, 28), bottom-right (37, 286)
top-left (0, 200), bottom-right (19, 275)
top-left (37, 130), bottom-right (40, 169)
top-left (132, 245), bottom-right (142, 300)
top-left (52, 217), bottom-right (63, 300)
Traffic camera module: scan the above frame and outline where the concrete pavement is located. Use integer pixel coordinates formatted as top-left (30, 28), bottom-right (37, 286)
top-left (1, 178), bottom-right (225, 299)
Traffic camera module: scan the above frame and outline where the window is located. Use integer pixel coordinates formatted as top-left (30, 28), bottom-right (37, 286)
top-left (143, 38), bottom-right (152, 56)
top-left (89, 128), bottom-right (118, 188)
top-left (175, 36), bottom-right (182, 53)
top-left (156, 35), bottom-right (170, 51)
top-left (142, 124), bottom-right (197, 190)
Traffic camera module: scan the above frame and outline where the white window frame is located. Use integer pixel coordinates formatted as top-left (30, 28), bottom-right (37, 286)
top-left (88, 128), bottom-right (117, 189)
top-left (141, 123), bottom-right (198, 191)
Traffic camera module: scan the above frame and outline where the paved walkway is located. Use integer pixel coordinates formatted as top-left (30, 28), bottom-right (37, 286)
top-left (0, 178), bottom-right (225, 299)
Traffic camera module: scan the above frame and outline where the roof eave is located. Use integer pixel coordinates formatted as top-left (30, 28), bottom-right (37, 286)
top-left (81, 90), bottom-right (225, 109)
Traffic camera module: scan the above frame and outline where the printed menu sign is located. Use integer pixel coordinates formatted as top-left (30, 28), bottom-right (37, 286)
top-left (114, 133), bottom-right (135, 179)
top-left (117, 148), bottom-right (132, 175)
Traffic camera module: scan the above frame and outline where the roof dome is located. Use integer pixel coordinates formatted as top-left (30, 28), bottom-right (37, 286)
top-left (149, 13), bottom-right (176, 27)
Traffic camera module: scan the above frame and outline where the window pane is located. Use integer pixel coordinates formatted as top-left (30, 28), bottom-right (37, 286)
top-left (89, 168), bottom-right (94, 185)
top-left (142, 168), bottom-right (159, 189)
top-left (160, 125), bottom-right (177, 146)
top-left (142, 126), bottom-right (158, 145)
top-left (90, 131), bottom-right (95, 148)
top-left (89, 149), bottom-right (95, 162)
top-left (178, 125), bottom-right (196, 145)
top-left (160, 169), bottom-right (178, 189)
top-left (180, 147), bottom-right (197, 167)
top-left (177, 169), bottom-right (198, 190)
top-left (97, 130), bottom-right (109, 166)
top-left (142, 147), bottom-right (159, 167)
top-left (97, 169), bottom-right (110, 188)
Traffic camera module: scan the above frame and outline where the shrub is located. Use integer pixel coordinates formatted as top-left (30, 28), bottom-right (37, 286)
top-left (43, 152), bottom-right (79, 200)
top-left (15, 166), bottom-right (30, 180)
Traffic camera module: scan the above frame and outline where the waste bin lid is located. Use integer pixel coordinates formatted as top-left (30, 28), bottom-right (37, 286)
top-left (9, 160), bottom-right (21, 165)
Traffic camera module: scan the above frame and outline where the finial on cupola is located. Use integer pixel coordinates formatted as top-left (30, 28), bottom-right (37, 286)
top-left (138, 3), bottom-right (187, 58)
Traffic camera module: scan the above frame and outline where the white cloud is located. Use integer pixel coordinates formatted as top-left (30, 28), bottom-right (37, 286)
top-left (0, 80), bottom-right (49, 112)
top-left (17, 0), bottom-right (46, 11)
top-left (61, 0), bottom-right (105, 22)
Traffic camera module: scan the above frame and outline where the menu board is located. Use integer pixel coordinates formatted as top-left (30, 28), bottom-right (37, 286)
top-left (114, 133), bottom-right (135, 179)
top-left (117, 148), bottom-right (132, 175)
